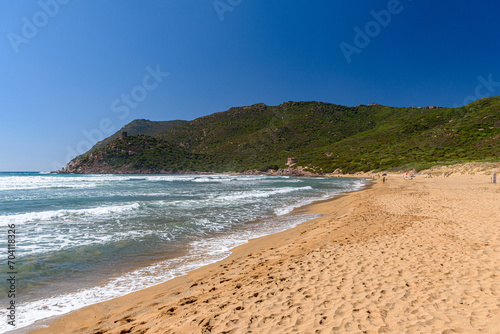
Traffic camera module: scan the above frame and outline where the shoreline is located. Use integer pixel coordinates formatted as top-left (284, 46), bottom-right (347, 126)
top-left (25, 173), bottom-right (500, 333)
top-left (12, 176), bottom-right (368, 334)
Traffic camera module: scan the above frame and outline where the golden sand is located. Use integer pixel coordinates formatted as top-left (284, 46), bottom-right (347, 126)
top-left (30, 174), bottom-right (500, 333)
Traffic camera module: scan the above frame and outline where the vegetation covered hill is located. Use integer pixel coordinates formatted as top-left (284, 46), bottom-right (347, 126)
top-left (61, 97), bottom-right (500, 174)
top-left (82, 119), bottom-right (187, 155)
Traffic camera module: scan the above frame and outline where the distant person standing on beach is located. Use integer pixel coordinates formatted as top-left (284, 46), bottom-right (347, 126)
top-left (383, 177), bottom-right (386, 183)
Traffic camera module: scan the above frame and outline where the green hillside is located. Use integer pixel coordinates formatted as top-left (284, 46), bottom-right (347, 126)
top-left (82, 119), bottom-right (187, 155)
top-left (62, 97), bottom-right (500, 174)
top-left (73, 135), bottom-right (212, 173)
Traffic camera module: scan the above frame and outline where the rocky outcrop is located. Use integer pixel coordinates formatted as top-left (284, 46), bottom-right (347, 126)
top-left (57, 155), bottom-right (324, 176)
top-left (286, 157), bottom-right (298, 167)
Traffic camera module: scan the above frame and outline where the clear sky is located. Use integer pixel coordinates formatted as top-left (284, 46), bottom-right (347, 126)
top-left (1, 0), bottom-right (499, 171)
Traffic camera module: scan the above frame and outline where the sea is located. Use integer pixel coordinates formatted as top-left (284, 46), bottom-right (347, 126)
top-left (0, 172), bottom-right (367, 332)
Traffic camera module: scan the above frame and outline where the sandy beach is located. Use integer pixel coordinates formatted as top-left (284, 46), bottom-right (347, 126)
top-left (28, 173), bottom-right (500, 334)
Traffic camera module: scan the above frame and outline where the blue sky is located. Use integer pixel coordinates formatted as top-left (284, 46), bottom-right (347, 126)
top-left (1, 0), bottom-right (499, 171)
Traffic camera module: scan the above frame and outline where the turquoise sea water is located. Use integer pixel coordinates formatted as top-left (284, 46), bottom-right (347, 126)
top-left (0, 172), bottom-right (367, 331)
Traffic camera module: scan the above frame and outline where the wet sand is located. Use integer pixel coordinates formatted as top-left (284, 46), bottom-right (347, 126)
top-left (29, 174), bottom-right (500, 333)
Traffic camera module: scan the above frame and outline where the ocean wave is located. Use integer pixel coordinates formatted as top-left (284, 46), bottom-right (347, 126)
top-left (192, 177), bottom-right (232, 183)
top-left (0, 246), bottom-right (231, 333)
top-left (213, 186), bottom-right (313, 202)
top-left (0, 175), bottom-right (99, 191)
top-left (0, 174), bottom-right (369, 332)
top-left (0, 183), bottom-right (98, 191)
top-left (0, 175), bottom-right (179, 191)
top-left (17, 227), bottom-right (162, 259)
top-left (0, 202), bottom-right (141, 226)
top-left (274, 198), bottom-right (315, 216)
top-left (273, 190), bottom-right (343, 216)
top-left (0, 213), bottom-right (316, 333)
top-left (0, 174), bottom-right (303, 191)
top-left (348, 179), bottom-right (368, 191)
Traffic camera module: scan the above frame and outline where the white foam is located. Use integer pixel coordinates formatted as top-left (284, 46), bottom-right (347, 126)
top-left (350, 179), bottom-right (368, 191)
top-left (274, 179), bottom-right (368, 216)
top-left (0, 175), bottom-right (369, 333)
top-left (143, 175), bottom-right (195, 182)
top-left (0, 253), bottom-right (228, 333)
top-left (0, 174), bottom-right (303, 191)
top-left (0, 213), bottom-right (317, 333)
top-left (214, 186), bottom-right (313, 202)
top-left (0, 202), bottom-right (140, 226)
top-left (0, 183), bottom-right (97, 191)
top-left (275, 198), bottom-right (317, 216)
top-left (21, 229), bottom-right (157, 257)
top-left (0, 174), bottom-right (180, 191)
top-left (192, 177), bottom-right (233, 183)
